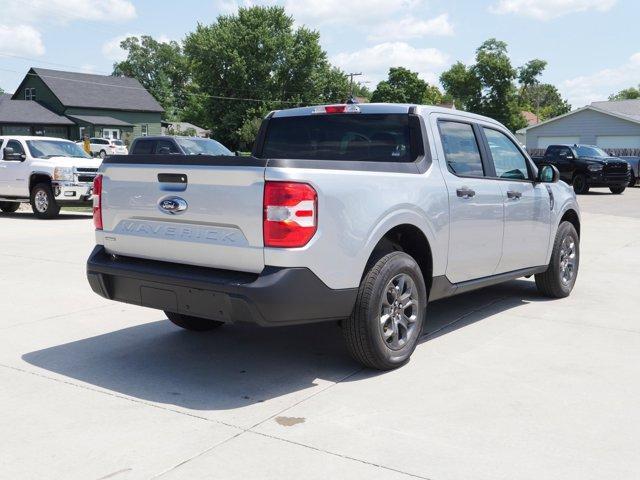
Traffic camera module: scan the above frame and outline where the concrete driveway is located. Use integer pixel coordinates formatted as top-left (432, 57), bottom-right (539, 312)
top-left (2, 188), bottom-right (639, 480)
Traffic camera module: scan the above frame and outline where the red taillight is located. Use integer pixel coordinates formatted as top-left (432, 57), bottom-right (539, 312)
top-left (324, 105), bottom-right (347, 114)
top-left (93, 174), bottom-right (103, 230)
top-left (263, 181), bottom-right (317, 248)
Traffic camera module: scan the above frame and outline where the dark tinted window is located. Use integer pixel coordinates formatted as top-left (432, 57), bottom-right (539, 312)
top-left (483, 128), bottom-right (531, 180)
top-left (155, 140), bottom-right (181, 154)
top-left (132, 139), bottom-right (155, 154)
top-left (176, 138), bottom-right (232, 156)
top-left (6, 140), bottom-right (25, 155)
top-left (546, 146), bottom-right (559, 156)
top-left (262, 114), bottom-right (417, 162)
top-left (439, 121), bottom-right (484, 177)
top-left (576, 145), bottom-right (608, 157)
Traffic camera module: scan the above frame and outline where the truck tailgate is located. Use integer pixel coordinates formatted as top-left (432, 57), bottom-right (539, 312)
top-left (99, 156), bottom-right (267, 273)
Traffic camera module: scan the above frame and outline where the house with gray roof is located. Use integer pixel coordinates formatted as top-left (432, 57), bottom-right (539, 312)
top-left (0, 67), bottom-right (163, 144)
top-left (517, 99), bottom-right (640, 153)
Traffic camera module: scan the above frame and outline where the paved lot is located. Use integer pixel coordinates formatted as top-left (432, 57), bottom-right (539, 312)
top-left (2, 187), bottom-right (639, 479)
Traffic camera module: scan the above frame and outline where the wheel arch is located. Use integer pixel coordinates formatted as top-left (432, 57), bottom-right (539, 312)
top-left (560, 208), bottom-right (580, 238)
top-left (363, 222), bottom-right (434, 294)
top-left (29, 171), bottom-right (52, 192)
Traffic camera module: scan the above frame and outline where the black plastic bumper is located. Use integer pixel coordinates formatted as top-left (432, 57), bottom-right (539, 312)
top-left (86, 246), bottom-right (357, 326)
top-left (587, 172), bottom-right (630, 187)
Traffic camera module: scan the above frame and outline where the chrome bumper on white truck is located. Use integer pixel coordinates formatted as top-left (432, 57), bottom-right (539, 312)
top-left (52, 181), bottom-right (93, 202)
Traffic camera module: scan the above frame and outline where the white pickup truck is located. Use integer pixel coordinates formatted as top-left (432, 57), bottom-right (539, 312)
top-left (87, 103), bottom-right (580, 370)
top-left (0, 136), bottom-right (102, 218)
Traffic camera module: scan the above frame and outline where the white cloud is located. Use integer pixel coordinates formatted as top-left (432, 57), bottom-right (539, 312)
top-left (332, 42), bottom-right (448, 86)
top-left (561, 52), bottom-right (640, 107)
top-left (102, 33), bottom-right (173, 62)
top-left (489, 0), bottom-right (616, 20)
top-left (0, 25), bottom-right (45, 57)
top-left (368, 14), bottom-right (453, 41)
top-left (2, 0), bottom-right (136, 24)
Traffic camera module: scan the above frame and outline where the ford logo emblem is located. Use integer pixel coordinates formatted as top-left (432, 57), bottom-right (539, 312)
top-left (159, 196), bottom-right (188, 215)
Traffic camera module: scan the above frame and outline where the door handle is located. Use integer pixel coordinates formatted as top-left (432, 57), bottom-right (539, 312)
top-left (456, 187), bottom-right (475, 199)
top-left (507, 190), bottom-right (522, 199)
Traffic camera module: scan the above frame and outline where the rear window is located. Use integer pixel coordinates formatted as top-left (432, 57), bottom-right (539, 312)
top-left (132, 139), bottom-right (154, 154)
top-left (261, 114), bottom-right (420, 162)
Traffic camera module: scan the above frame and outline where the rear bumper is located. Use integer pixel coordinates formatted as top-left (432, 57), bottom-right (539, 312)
top-left (86, 246), bottom-right (357, 326)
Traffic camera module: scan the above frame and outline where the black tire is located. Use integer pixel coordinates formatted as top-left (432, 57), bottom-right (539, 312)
top-left (609, 186), bottom-right (625, 194)
top-left (629, 174), bottom-right (636, 188)
top-left (165, 311), bottom-right (224, 331)
top-left (99, 150), bottom-right (107, 159)
top-left (572, 174), bottom-right (589, 194)
top-left (342, 251), bottom-right (427, 370)
top-left (0, 201), bottom-right (20, 213)
top-left (535, 221), bottom-right (579, 298)
top-left (30, 183), bottom-right (60, 219)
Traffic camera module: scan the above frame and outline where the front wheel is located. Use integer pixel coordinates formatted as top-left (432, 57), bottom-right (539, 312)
top-left (342, 251), bottom-right (426, 370)
top-left (535, 221), bottom-right (579, 298)
top-left (572, 174), bottom-right (589, 194)
top-left (99, 150), bottom-right (107, 159)
top-left (30, 183), bottom-right (60, 219)
top-left (0, 201), bottom-right (20, 213)
top-left (610, 186), bottom-right (625, 194)
top-left (629, 174), bottom-right (636, 188)
top-left (165, 311), bottom-right (224, 331)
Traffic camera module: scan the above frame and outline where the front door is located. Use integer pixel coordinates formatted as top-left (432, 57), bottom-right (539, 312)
top-left (0, 139), bottom-right (29, 197)
top-left (481, 127), bottom-right (551, 272)
top-left (435, 118), bottom-right (504, 283)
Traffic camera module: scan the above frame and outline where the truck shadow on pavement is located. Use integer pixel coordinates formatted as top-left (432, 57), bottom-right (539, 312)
top-left (22, 279), bottom-right (552, 411)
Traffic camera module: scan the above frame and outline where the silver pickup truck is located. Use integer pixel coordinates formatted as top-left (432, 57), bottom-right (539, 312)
top-left (87, 103), bottom-right (580, 370)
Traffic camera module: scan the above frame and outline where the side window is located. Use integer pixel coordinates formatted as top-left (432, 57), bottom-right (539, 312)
top-left (155, 140), bottom-right (181, 154)
top-left (7, 140), bottom-right (25, 155)
top-left (546, 146), bottom-right (558, 157)
top-left (483, 128), bottom-right (531, 180)
top-left (131, 139), bottom-right (155, 154)
top-left (559, 147), bottom-right (572, 158)
top-left (439, 121), bottom-right (484, 177)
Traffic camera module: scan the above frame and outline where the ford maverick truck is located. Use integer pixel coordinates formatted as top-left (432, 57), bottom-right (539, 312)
top-left (87, 104), bottom-right (581, 370)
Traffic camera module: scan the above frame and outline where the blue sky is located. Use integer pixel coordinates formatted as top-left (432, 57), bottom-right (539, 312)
top-left (0, 0), bottom-right (637, 108)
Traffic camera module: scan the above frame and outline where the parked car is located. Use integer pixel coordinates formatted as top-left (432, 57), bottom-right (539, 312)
top-left (129, 136), bottom-right (232, 156)
top-left (87, 103), bottom-right (580, 370)
top-left (0, 136), bottom-right (101, 218)
top-left (533, 144), bottom-right (630, 194)
top-left (618, 156), bottom-right (640, 187)
top-left (76, 137), bottom-right (128, 158)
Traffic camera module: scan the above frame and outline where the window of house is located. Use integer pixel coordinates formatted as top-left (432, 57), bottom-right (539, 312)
top-left (24, 88), bottom-right (36, 101)
top-left (141, 124), bottom-right (148, 136)
top-left (438, 121), bottom-right (484, 177)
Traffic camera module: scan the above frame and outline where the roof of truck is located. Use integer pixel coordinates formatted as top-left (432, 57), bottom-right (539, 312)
top-left (270, 103), bottom-right (503, 126)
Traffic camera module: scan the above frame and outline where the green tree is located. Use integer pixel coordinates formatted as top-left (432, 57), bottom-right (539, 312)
top-left (371, 67), bottom-right (443, 104)
top-left (112, 35), bottom-right (190, 121)
top-left (440, 38), bottom-right (527, 131)
top-left (184, 6), bottom-right (350, 148)
top-left (520, 83), bottom-right (571, 120)
top-left (609, 85), bottom-right (640, 100)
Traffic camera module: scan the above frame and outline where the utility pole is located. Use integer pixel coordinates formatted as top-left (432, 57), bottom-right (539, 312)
top-left (348, 72), bottom-right (363, 97)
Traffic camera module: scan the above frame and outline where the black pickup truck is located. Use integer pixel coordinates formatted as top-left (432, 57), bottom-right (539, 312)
top-left (532, 144), bottom-right (631, 194)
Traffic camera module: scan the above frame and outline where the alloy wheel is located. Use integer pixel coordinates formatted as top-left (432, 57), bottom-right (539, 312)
top-left (379, 273), bottom-right (419, 350)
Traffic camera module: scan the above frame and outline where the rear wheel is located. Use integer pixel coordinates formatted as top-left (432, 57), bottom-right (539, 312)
top-left (535, 221), bottom-right (579, 298)
top-left (165, 311), bottom-right (224, 331)
top-left (30, 183), bottom-right (60, 219)
top-left (610, 186), bottom-right (625, 194)
top-left (629, 174), bottom-right (636, 188)
top-left (0, 201), bottom-right (20, 213)
top-left (342, 251), bottom-right (426, 370)
top-left (572, 174), bottom-right (589, 194)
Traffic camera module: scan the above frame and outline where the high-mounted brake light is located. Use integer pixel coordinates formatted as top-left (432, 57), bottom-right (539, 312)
top-left (93, 174), bottom-right (103, 230)
top-left (312, 104), bottom-right (361, 114)
top-left (263, 181), bottom-right (317, 248)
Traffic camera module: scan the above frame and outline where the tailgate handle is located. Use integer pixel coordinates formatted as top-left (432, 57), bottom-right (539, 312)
top-left (158, 173), bottom-right (188, 184)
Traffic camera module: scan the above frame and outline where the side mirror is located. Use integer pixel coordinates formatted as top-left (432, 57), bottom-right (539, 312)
top-left (2, 147), bottom-right (25, 161)
top-left (537, 164), bottom-right (559, 183)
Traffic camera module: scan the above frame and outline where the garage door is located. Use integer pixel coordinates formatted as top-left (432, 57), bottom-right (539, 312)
top-left (537, 136), bottom-right (580, 149)
top-left (596, 135), bottom-right (640, 148)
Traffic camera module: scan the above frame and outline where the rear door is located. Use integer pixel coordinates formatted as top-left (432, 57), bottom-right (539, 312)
top-left (480, 126), bottom-right (551, 272)
top-left (99, 156), bottom-right (267, 273)
top-left (433, 117), bottom-right (504, 283)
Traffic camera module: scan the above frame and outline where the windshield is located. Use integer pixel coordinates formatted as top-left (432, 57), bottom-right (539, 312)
top-left (175, 138), bottom-right (232, 156)
top-left (576, 145), bottom-right (608, 158)
top-left (26, 140), bottom-right (91, 159)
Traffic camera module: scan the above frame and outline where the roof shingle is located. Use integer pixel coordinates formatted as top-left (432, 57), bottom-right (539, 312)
top-left (0, 94), bottom-right (75, 125)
